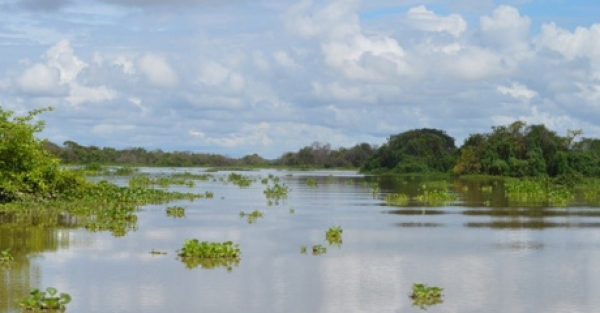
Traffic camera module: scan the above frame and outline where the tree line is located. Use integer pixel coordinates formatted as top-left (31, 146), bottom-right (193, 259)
top-left (40, 120), bottom-right (600, 181)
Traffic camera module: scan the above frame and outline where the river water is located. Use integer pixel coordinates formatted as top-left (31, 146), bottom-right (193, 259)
top-left (2, 168), bottom-right (600, 313)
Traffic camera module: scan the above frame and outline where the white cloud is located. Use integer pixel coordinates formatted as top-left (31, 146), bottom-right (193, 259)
top-left (284, 0), bottom-right (410, 82)
top-left (536, 23), bottom-right (600, 73)
top-left (137, 53), bottom-right (178, 88)
top-left (92, 123), bottom-right (135, 135)
top-left (189, 122), bottom-right (272, 148)
top-left (273, 50), bottom-right (299, 69)
top-left (480, 5), bottom-right (531, 54)
top-left (443, 46), bottom-right (509, 80)
top-left (497, 82), bottom-right (537, 100)
top-left (67, 84), bottom-right (117, 106)
top-left (46, 39), bottom-right (88, 84)
top-left (404, 5), bottom-right (467, 37)
top-left (17, 63), bottom-right (63, 95)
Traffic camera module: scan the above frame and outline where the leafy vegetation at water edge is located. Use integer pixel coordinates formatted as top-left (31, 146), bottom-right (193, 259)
top-left (19, 287), bottom-right (72, 311)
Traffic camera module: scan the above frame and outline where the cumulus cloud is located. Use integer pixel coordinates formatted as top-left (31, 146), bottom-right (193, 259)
top-left (137, 53), bottom-right (179, 88)
top-left (497, 82), bottom-right (538, 100)
top-left (17, 63), bottom-right (64, 95)
top-left (404, 5), bottom-right (467, 37)
top-left (285, 0), bottom-right (410, 82)
top-left (189, 122), bottom-right (272, 148)
top-left (67, 84), bottom-right (117, 106)
top-left (480, 5), bottom-right (531, 54)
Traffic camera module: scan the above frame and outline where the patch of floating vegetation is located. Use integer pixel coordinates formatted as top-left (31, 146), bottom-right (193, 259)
top-left (19, 287), bottom-right (72, 311)
top-left (300, 244), bottom-right (327, 255)
top-left (415, 190), bottom-right (457, 206)
top-left (239, 210), bottom-right (264, 224)
top-left (305, 178), bottom-right (318, 187)
top-left (325, 226), bottom-right (343, 246)
top-left (166, 206), bottom-right (186, 218)
top-left (177, 239), bottom-right (241, 271)
top-left (170, 172), bottom-right (213, 180)
top-left (465, 221), bottom-right (600, 229)
top-left (384, 193), bottom-right (409, 206)
top-left (149, 248), bottom-right (167, 255)
top-left (264, 183), bottom-right (289, 205)
top-left (128, 174), bottom-right (195, 188)
top-left (386, 209), bottom-right (446, 215)
top-left (395, 222), bottom-right (443, 228)
top-left (0, 248), bottom-right (14, 263)
top-left (504, 178), bottom-right (573, 206)
top-left (410, 283), bottom-right (443, 310)
top-left (463, 208), bottom-right (600, 217)
top-left (227, 172), bottom-right (253, 187)
top-left (0, 180), bottom-right (206, 237)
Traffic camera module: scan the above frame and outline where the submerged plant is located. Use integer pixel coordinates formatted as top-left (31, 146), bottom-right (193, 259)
top-left (19, 287), bottom-right (72, 311)
top-left (410, 283), bottom-right (443, 309)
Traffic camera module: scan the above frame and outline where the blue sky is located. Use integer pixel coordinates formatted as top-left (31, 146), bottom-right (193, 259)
top-left (1, 0), bottom-right (600, 158)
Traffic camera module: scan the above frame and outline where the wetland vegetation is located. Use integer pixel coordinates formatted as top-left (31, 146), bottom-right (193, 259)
top-left (5, 107), bottom-right (600, 312)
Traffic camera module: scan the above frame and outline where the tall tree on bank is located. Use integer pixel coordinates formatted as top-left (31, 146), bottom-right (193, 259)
top-left (361, 128), bottom-right (457, 173)
top-left (0, 108), bottom-right (87, 202)
top-left (453, 121), bottom-right (587, 179)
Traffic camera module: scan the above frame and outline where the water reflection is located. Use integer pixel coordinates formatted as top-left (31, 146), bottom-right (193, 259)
top-left (4, 170), bottom-right (600, 312)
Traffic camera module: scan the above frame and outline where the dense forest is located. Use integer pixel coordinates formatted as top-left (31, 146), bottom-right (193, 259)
top-left (40, 120), bottom-right (600, 182)
top-left (5, 107), bottom-right (600, 193)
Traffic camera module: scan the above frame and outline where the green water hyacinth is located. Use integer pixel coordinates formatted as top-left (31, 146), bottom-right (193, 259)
top-left (19, 287), bottom-right (72, 311)
top-left (325, 226), bottom-right (343, 245)
top-left (177, 239), bottom-right (241, 271)
top-left (410, 283), bottom-right (443, 309)
top-left (239, 210), bottom-right (264, 224)
top-left (384, 193), bottom-right (409, 206)
top-left (166, 206), bottom-right (186, 218)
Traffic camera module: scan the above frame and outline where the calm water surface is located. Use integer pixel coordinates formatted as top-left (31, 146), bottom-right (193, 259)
top-left (2, 169), bottom-right (600, 313)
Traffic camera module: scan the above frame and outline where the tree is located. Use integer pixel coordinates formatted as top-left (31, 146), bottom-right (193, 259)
top-left (0, 107), bottom-right (87, 202)
top-left (361, 128), bottom-right (457, 173)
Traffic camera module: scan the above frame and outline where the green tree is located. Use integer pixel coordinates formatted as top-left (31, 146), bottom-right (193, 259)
top-left (0, 107), bottom-right (87, 202)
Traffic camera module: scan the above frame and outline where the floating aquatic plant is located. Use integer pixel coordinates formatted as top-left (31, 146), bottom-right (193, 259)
top-left (177, 239), bottom-right (241, 270)
top-left (19, 287), bottom-right (72, 311)
top-left (325, 226), bottom-right (343, 245)
top-left (166, 206), bottom-right (186, 218)
top-left (239, 210), bottom-right (264, 224)
top-left (410, 283), bottom-right (443, 309)
top-left (384, 193), bottom-right (409, 206)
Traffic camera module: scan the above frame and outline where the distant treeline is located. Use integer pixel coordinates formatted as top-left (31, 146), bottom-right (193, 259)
top-left (42, 141), bottom-right (377, 169)
top-left (44, 120), bottom-right (600, 181)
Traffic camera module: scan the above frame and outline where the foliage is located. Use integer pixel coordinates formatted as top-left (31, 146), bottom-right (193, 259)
top-left (0, 107), bottom-right (90, 202)
top-left (410, 283), bottom-right (443, 309)
top-left (505, 178), bottom-right (573, 206)
top-left (384, 193), bottom-right (409, 206)
top-left (19, 287), bottom-right (72, 311)
top-left (325, 226), bottom-right (343, 245)
top-left (227, 172), bottom-right (253, 187)
top-left (166, 206), bottom-right (186, 218)
top-left (239, 210), bottom-right (264, 224)
top-left (0, 248), bottom-right (14, 263)
top-left (415, 190), bottom-right (457, 206)
top-left (177, 239), bottom-right (241, 271)
top-left (178, 239), bottom-right (240, 259)
top-left (305, 178), bottom-right (318, 187)
top-left (301, 243), bottom-right (330, 255)
top-left (452, 121), bottom-right (594, 179)
top-left (361, 128), bottom-right (456, 174)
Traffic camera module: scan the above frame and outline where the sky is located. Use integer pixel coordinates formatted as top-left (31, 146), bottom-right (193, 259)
top-left (1, 0), bottom-right (600, 158)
